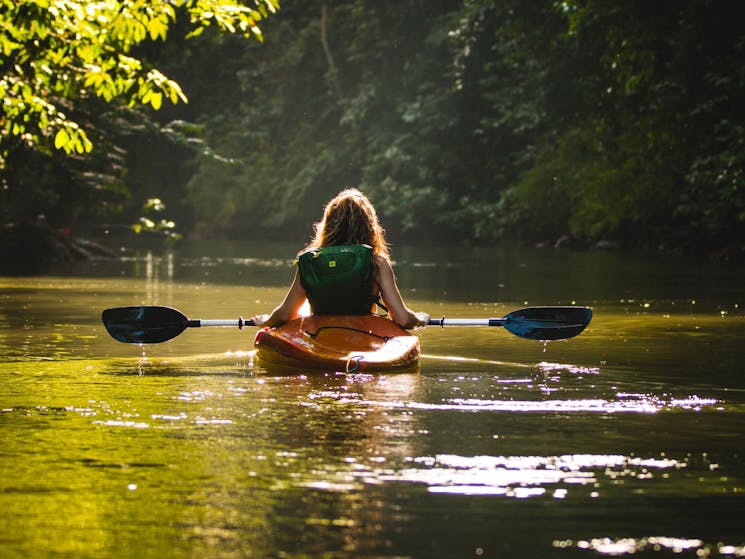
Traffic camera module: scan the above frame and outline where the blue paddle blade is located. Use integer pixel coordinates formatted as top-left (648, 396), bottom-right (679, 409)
top-left (498, 306), bottom-right (592, 340)
top-left (102, 306), bottom-right (190, 344)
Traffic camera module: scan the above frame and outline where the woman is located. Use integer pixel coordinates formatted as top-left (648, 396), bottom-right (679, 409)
top-left (252, 188), bottom-right (428, 329)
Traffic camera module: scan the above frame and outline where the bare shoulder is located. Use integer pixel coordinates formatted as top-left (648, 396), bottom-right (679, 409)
top-left (373, 254), bottom-right (390, 266)
top-left (373, 254), bottom-right (394, 275)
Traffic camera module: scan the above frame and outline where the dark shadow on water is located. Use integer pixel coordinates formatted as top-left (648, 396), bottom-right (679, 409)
top-left (100, 358), bottom-right (254, 377)
top-left (103, 369), bottom-right (248, 377)
top-left (99, 357), bottom-right (381, 378)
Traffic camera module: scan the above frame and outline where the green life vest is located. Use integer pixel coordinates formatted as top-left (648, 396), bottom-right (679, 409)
top-left (297, 244), bottom-right (379, 315)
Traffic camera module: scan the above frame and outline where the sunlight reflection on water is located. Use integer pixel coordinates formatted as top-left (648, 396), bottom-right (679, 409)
top-left (536, 361), bottom-right (600, 375)
top-left (555, 536), bottom-right (745, 557)
top-left (293, 450), bottom-right (698, 499)
top-left (328, 394), bottom-right (720, 414)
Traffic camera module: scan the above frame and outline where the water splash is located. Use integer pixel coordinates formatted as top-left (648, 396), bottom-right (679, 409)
top-left (136, 343), bottom-right (149, 375)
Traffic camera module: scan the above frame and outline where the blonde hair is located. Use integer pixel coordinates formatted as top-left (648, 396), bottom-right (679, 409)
top-left (308, 188), bottom-right (390, 259)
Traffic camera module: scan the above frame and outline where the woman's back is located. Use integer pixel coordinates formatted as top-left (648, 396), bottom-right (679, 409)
top-left (297, 244), bottom-right (378, 315)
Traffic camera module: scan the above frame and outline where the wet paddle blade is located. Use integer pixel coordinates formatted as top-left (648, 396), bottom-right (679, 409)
top-left (500, 306), bottom-right (592, 341)
top-left (102, 306), bottom-right (190, 344)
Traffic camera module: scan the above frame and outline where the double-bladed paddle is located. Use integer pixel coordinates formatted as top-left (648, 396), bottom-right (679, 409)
top-left (102, 305), bottom-right (592, 344)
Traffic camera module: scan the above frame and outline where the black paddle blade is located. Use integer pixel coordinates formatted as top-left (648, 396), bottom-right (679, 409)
top-left (501, 306), bottom-right (592, 341)
top-left (102, 306), bottom-right (190, 344)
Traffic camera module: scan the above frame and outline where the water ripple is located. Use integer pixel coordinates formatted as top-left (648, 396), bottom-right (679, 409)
top-left (295, 451), bottom-right (696, 499)
top-left (334, 394), bottom-right (720, 413)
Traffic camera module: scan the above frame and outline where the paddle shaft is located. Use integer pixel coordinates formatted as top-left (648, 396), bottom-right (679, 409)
top-left (197, 318), bottom-right (508, 327)
top-left (200, 318), bottom-right (497, 327)
top-left (193, 319), bottom-right (256, 328)
top-left (173, 317), bottom-right (553, 328)
top-left (428, 318), bottom-right (500, 327)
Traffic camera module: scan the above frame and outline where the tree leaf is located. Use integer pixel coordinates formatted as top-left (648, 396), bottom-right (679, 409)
top-left (150, 92), bottom-right (163, 110)
top-left (54, 128), bottom-right (69, 149)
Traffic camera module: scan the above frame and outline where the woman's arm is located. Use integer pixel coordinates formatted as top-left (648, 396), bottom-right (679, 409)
top-left (251, 269), bottom-right (307, 327)
top-left (375, 256), bottom-right (428, 329)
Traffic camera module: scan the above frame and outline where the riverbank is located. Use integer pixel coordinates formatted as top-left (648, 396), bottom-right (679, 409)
top-left (2, 220), bottom-right (743, 275)
top-left (0, 222), bottom-right (116, 273)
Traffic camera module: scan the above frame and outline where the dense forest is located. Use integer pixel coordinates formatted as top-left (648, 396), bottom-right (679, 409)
top-left (2, 0), bottom-right (744, 257)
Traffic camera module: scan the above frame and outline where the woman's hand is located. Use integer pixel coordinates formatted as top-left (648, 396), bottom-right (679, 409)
top-left (412, 311), bottom-right (430, 329)
top-left (251, 314), bottom-right (270, 327)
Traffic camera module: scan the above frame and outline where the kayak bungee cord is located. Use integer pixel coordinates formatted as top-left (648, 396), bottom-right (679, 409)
top-left (306, 325), bottom-right (392, 341)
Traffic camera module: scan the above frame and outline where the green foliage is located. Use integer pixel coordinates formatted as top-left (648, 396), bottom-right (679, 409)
top-left (132, 197), bottom-right (181, 245)
top-left (0, 0), bottom-right (277, 227)
top-left (512, 0), bottom-right (745, 249)
top-left (680, 120), bottom-right (745, 237)
top-left (179, 1), bottom-right (470, 238)
top-left (3, 0), bottom-right (744, 255)
top-left (164, 0), bottom-right (743, 252)
top-left (1, 0), bottom-right (277, 156)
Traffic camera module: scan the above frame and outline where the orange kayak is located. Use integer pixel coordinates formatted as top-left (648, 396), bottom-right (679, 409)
top-left (254, 315), bottom-right (420, 372)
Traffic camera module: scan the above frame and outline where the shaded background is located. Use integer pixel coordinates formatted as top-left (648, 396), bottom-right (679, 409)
top-left (2, 0), bottom-right (744, 256)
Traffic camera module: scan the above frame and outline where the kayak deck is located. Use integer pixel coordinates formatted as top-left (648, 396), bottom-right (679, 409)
top-left (254, 315), bottom-right (420, 372)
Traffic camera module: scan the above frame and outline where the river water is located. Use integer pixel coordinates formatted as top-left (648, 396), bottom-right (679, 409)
top-left (1, 241), bottom-right (744, 558)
